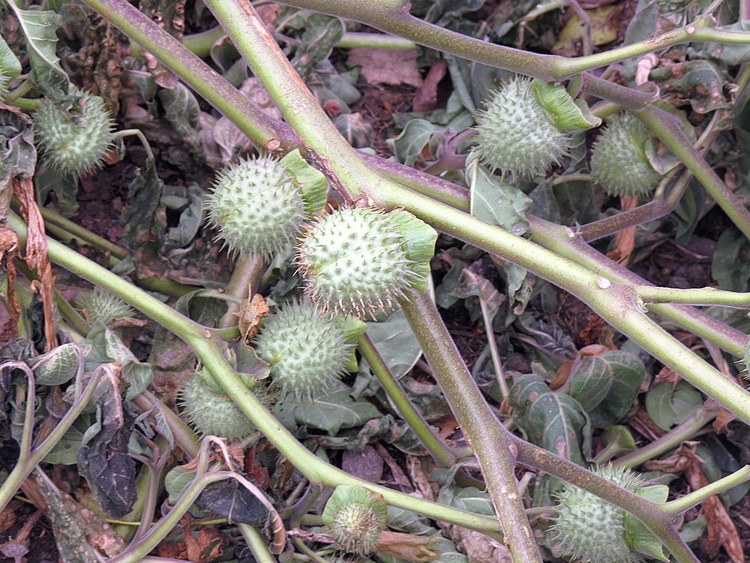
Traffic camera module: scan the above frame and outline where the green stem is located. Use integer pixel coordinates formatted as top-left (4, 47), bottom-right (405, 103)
top-left (218, 254), bottom-right (267, 329)
top-left (662, 465), bottom-right (750, 516)
top-left (358, 333), bottom-right (458, 468)
top-left (528, 216), bottom-right (748, 357)
top-left (399, 290), bottom-right (542, 562)
top-left (82, 0), bottom-right (299, 154)
top-left (612, 404), bottom-right (720, 469)
top-left (275, 0), bottom-right (750, 80)
top-left (634, 106), bottom-right (750, 241)
top-left (633, 285), bottom-right (750, 308)
top-left (112, 129), bottom-right (155, 162)
top-left (479, 296), bottom-right (509, 399)
top-left (238, 524), bottom-right (278, 563)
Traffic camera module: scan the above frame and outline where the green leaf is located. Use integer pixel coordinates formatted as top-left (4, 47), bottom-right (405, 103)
top-left (568, 350), bottom-right (645, 428)
top-left (510, 373), bottom-right (590, 464)
top-left (649, 60), bottom-right (730, 114)
top-left (30, 342), bottom-right (84, 385)
top-left (645, 381), bottom-right (704, 431)
top-left (280, 148), bottom-right (328, 217)
top-left (0, 35), bottom-right (22, 88)
top-left (366, 309), bottom-right (422, 380)
top-left (5, 4), bottom-right (68, 95)
top-left (624, 485), bottom-right (670, 561)
top-left (43, 425), bottom-right (84, 465)
top-left (712, 227), bottom-right (750, 292)
top-left (165, 465), bottom-right (196, 504)
top-left (387, 119), bottom-right (439, 167)
top-left (532, 79), bottom-right (600, 131)
top-left (468, 152), bottom-right (532, 235)
top-left (282, 382), bottom-right (381, 435)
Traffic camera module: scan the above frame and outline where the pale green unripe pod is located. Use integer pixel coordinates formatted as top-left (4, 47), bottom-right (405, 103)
top-left (254, 301), bottom-right (361, 400)
top-left (550, 465), bottom-right (646, 563)
top-left (295, 207), bottom-right (437, 319)
top-left (179, 368), bottom-right (262, 440)
top-left (206, 156), bottom-right (307, 258)
top-left (473, 77), bottom-right (573, 177)
top-left (590, 113), bottom-right (662, 197)
top-left (34, 89), bottom-right (115, 177)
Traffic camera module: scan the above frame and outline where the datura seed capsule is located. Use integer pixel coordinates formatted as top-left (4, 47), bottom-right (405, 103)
top-left (34, 88), bottom-right (115, 177)
top-left (322, 485), bottom-right (388, 556)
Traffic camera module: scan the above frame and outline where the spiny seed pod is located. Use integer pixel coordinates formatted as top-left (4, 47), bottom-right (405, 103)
top-left (76, 288), bottom-right (134, 326)
top-left (590, 113), bottom-right (662, 197)
top-left (34, 88), bottom-right (115, 177)
top-left (550, 465), bottom-right (646, 563)
top-left (295, 207), bottom-right (437, 319)
top-left (254, 301), bottom-right (363, 400)
top-left (206, 156), bottom-right (307, 258)
top-left (322, 485), bottom-right (388, 556)
top-left (179, 368), bottom-right (266, 440)
top-left (473, 77), bottom-right (573, 177)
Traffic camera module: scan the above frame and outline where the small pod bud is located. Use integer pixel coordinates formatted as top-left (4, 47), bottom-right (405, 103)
top-left (322, 485), bottom-right (388, 556)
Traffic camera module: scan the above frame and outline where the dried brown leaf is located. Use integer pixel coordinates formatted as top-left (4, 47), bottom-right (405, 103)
top-left (13, 177), bottom-right (57, 350)
top-left (375, 530), bottom-right (441, 562)
top-left (685, 458), bottom-right (744, 562)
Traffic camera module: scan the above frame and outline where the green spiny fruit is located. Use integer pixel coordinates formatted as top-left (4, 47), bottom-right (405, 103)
top-left (295, 207), bottom-right (437, 319)
top-left (254, 301), bottom-right (355, 400)
top-left (590, 113), bottom-right (662, 197)
top-left (179, 368), bottom-right (266, 440)
top-left (473, 77), bottom-right (573, 177)
top-left (549, 465), bottom-right (646, 563)
top-left (34, 88), bottom-right (115, 177)
top-left (76, 288), bottom-right (134, 327)
top-left (322, 485), bottom-right (388, 556)
top-left (206, 156), bottom-right (309, 258)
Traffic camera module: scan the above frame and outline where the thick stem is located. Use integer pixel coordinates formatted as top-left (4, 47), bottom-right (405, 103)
top-left (399, 290), bottom-right (542, 562)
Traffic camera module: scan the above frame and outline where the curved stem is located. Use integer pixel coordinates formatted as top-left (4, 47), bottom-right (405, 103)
top-left (663, 465), bottom-right (750, 516)
top-left (612, 404), bottom-right (720, 469)
top-left (6, 212), bottom-right (504, 534)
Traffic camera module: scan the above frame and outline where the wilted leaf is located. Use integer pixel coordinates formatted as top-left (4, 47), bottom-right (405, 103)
top-left (158, 83), bottom-right (204, 159)
top-left (34, 468), bottom-right (126, 559)
top-left (78, 371), bottom-right (137, 517)
top-left (292, 13), bottom-right (344, 77)
top-left (711, 227), bottom-right (750, 292)
top-left (649, 60), bottom-right (730, 114)
top-left (195, 478), bottom-right (268, 526)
